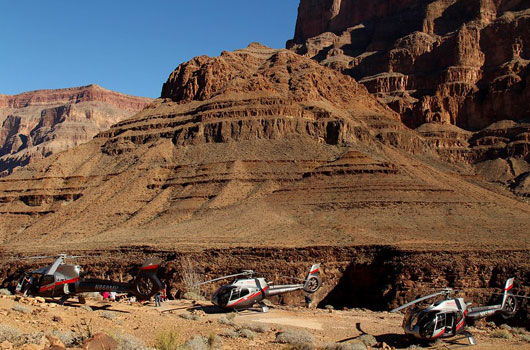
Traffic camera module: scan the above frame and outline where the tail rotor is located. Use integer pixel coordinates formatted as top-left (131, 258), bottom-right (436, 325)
top-left (303, 264), bottom-right (322, 293)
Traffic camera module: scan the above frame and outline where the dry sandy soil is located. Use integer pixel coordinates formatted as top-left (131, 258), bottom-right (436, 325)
top-left (0, 295), bottom-right (528, 350)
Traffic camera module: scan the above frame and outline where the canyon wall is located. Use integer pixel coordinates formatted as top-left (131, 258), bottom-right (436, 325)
top-left (0, 85), bottom-right (152, 175)
top-left (287, 0), bottom-right (530, 195)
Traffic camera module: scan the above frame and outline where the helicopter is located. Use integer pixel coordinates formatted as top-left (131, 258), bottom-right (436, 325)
top-left (196, 264), bottom-right (322, 312)
top-left (15, 254), bottom-right (163, 304)
top-left (391, 278), bottom-right (518, 345)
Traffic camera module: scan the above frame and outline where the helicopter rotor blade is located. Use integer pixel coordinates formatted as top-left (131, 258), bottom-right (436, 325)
top-left (391, 288), bottom-right (453, 313)
top-left (194, 271), bottom-right (254, 286)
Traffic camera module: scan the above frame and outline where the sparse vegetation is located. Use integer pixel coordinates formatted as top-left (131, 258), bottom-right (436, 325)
top-left (324, 342), bottom-right (366, 350)
top-left (80, 292), bottom-right (103, 301)
top-left (114, 333), bottom-right (154, 350)
top-left (0, 288), bottom-right (12, 296)
top-left (499, 324), bottom-right (512, 331)
top-left (49, 329), bottom-right (80, 347)
top-left (0, 324), bottom-right (21, 343)
top-left (12, 304), bottom-right (32, 314)
top-left (512, 327), bottom-right (528, 335)
top-left (219, 329), bottom-right (238, 338)
top-left (181, 334), bottom-right (222, 350)
top-left (238, 329), bottom-right (255, 340)
top-left (102, 311), bottom-right (117, 320)
top-left (324, 305), bottom-right (334, 310)
top-left (491, 329), bottom-right (512, 339)
top-left (155, 329), bottom-right (181, 350)
top-left (238, 323), bottom-right (268, 333)
top-left (218, 313), bottom-right (236, 326)
top-left (521, 334), bottom-right (530, 342)
top-left (180, 257), bottom-right (203, 298)
top-left (357, 334), bottom-right (376, 347)
top-left (179, 313), bottom-right (200, 321)
top-left (405, 345), bottom-right (424, 350)
top-left (276, 330), bottom-right (315, 346)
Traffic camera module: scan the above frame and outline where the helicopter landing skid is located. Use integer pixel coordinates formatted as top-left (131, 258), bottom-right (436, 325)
top-left (442, 331), bottom-right (476, 347)
top-left (259, 302), bottom-right (269, 313)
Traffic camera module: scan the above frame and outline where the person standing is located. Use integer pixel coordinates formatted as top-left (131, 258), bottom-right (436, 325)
top-left (155, 292), bottom-right (161, 307)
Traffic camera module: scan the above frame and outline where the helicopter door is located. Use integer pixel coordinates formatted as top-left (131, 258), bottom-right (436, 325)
top-left (229, 288), bottom-right (249, 301)
top-left (445, 312), bottom-right (456, 334)
top-left (435, 313), bottom-right (446, 334)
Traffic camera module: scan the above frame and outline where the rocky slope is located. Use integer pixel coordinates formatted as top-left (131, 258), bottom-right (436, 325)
top-left (0, 85), bottom-right (152, 175)
top-left (287, 0), bottom-right (530, 195)
top-left (0, 43), bottom-right (528, 252)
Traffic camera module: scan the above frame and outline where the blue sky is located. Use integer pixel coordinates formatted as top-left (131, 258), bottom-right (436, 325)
top-left (0, 1), bottom-right (299, 98)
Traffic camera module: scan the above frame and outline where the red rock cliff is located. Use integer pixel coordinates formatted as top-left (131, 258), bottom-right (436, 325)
top-left (288, 0), bottom-right (530, 130)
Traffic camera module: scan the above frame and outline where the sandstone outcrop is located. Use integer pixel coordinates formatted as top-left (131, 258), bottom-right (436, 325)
top-left (0, 44), bottom-right (528, 252)
top-left (287, 0), bottom-right (530, 195)
top-left (0, 85), bottom-right (152, 175)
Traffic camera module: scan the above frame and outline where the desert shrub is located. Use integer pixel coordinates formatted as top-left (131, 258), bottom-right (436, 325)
top-left (181, 334), bottom-right (221, 350)
top-left (182, 292), bottom-right (206, 301)
top-left (0, 324), bottom-right (21, 343)
top-left (324, 305), bottom-right (334, 310)
top-left (486, 321), bottom-right (497, 328)
top-left (80, 292), bottom-right (103, 301)
top-left (521, 334), bottom-right (530, 342)
top-left (81, 305), bottom-right (93, 312)
top-left (324, 342), bottom-right (366, 350)
top-left (49, 329), bottom-right (80, 347)
top-left (114, 333), bottom-right (154, 350)
top-left (406, 345), bottom-right (424, 350)
top-left (179, 313), bottom-right (200, 321)
top-left (491, 329), bottom-right (512, 339)
top-left (499, 324), bottom-right (512, 331)
top-left (16, 331), bottom-right (46, 346)
top-left (218, 315), bottom-right (236, 326)
top-left (219, 329), bottom-right (238, 338)
top-left (512, 327), bottom-right (528, 335)
top-left (276, 330), bottom-right (315, 346)
top-left (357, 334), bottom-right (376, 347)
top-left (12, 304), bottom-right (32, 314)
top-left (238, 323), bottom-right (268, 333)
top-left (0, 289), bottom-right (12, 296)
top-left (238, 329), bottom-right (255, 340)
top-left (155, 329), bottom-right (181, 350)
top-left (101, 311), bottom-right (117, 320)
top-left (282, 344), bottom-right (315, 350)
top-left (180, 257), bottom-right (202, 297)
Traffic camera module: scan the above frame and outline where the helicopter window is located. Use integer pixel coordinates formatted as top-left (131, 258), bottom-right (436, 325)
top-left (435, 313), bottom-right (446, 330)
top-left (217, 287), bottom-right (234, 305)
top-left (239, 288), bottom-right (249, 298)
top-left (41, 275), bottom-right (54, 286)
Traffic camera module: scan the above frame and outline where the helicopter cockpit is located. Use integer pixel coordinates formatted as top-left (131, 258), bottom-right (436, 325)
top-left (212, 285), bottom-right (251, 306)
top-left (404, 309), bottom-right (461, 339)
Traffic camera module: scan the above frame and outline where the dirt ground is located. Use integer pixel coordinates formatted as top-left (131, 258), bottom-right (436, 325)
top-left (0, 295), bottom-right (528, 350)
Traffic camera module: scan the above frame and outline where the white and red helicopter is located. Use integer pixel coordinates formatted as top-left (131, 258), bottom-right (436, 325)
top-left (15, 254), bottom-right (163, 304)
top-left (196, 264), bottom-right (322, 312)
top-left (391, 278), bottom-right (519, 345)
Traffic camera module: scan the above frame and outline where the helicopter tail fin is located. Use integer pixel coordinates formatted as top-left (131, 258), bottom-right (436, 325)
top-left (303, 264), bottom-right (322, 293)
top-left (500, 278), bottom-right (517, 318)
top-left (131, 259), bottom-right (163, 300)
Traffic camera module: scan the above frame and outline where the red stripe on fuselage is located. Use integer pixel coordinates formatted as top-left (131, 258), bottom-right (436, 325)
top-left (432, 328), bottom-right (446, 339)
top-left (140, 264), bottom-right (159, 271)
top-left (230, 286), bottom-right (269, 306)
top-left (505, 284), bottom-right (513, 292)
top-left (309, 269), bottom-right (319, 274)
top-left (39, 277), bottom-right (79, 292)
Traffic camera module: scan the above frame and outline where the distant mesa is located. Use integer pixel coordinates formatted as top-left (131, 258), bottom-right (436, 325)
top-left (0, 85), bottom-right (153, 175)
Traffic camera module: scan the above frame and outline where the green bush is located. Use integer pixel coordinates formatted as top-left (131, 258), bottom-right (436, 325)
top-left (0, 289), bottom-right (12, 296)
top-left (521, 334), bottom-right (530, 342)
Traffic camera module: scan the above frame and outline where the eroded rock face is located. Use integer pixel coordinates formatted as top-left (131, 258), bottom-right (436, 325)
top-left (287, 0), bottom-right (530, 195)
top-left (0, 44), bottom-right (528, 251)
top-left (0, 85), bottom-right (152, 175)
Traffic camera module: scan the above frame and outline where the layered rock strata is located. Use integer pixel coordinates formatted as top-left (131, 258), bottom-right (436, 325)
top-left (0, 85), bottom-right (152, 175)
top-left (0, 44), bottom-right (528, 251)
top-left (287, 0), bottom-right (530, 195)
